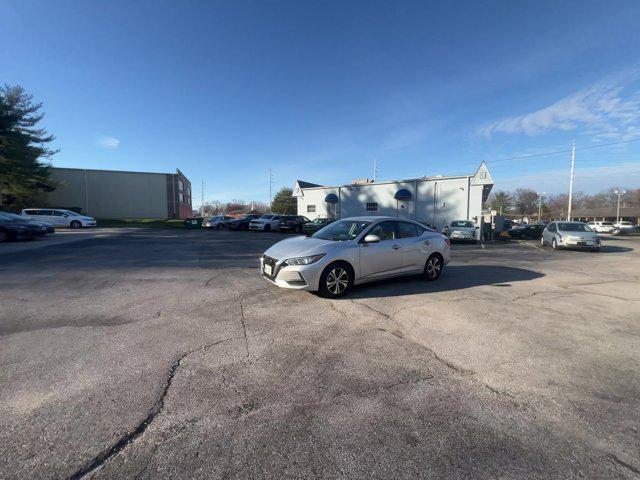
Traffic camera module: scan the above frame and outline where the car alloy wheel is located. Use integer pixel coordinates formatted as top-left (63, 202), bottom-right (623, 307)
top-left (540, 236), bottom-right (545, 246)
top-left (552, 238), bottom-right (558, 250)
top-left (319, 262), bottom-right (352, 298)
top-left (425, 254), bottom-right (443, 281)
top-left (70, 220), bottom-right (82, 229)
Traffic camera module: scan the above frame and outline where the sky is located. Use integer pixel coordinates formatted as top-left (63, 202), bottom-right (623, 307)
top-left (2, 0), bottom-right (640, 206)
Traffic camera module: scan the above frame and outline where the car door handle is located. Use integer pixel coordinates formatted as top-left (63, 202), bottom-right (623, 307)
top-left (392, 244), bottom-right (401, 250)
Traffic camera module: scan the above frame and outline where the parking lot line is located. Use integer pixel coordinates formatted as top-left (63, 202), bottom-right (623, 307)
top-left (521, 241), bottom-right (549, 253)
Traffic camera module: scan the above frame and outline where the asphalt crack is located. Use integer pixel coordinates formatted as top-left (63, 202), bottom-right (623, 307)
top-left (237, 293), bottom-right (250, 358)
top-left (607, 453), bottom-right (640, 475)
top-left (68, 338), bottom-right (234, 480)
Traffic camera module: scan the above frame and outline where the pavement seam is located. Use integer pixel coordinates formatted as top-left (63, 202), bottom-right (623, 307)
top-left (67, 337), bottom-right (236, 480)
top-left (607, 453), bottom-right (640, 476)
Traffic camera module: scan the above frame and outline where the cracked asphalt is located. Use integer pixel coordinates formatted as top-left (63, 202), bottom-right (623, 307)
top-left (1, 229), bottom-right (639, 479)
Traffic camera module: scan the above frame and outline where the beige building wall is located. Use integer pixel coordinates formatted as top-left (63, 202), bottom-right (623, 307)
top-left (46, 168), bottom-right (170, 218)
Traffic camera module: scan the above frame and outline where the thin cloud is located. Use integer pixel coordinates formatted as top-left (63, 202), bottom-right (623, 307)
top-left (97, 135), bottom-right (120, 149)
top-left (479, 72), bottom-right (640, 140)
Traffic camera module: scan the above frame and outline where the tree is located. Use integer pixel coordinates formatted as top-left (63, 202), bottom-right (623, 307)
top-left (0, 85), bottom-right (57, 208)
top-left (270, 187), bottom-right (296, 214)
top-left (202, 200), bottom-right (224, 216)
top-left (514, 188), bottom-right (538, 216)
top-left (487, 190), bottom-right (512, 213)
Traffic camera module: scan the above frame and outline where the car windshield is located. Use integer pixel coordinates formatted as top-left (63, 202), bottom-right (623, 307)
top-left (451, 221), bottom-right (474, 228)
top-left (313, 219), bottom-right (370, 241)
top-left (0, 213), bottom-right (21, 222)
top-left (557, 223), bottom-right (593, 232)
top-left (62, 210), bottom-right (80, 216)
top-left (260, 215), bottom-right (273, 219)
top-left (601, 222), bottom-right (613, 225)
top-left (312, 219), bottom-right (326, 224)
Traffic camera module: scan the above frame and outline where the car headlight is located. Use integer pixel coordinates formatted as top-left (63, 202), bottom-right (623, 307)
top-left (282, 254), bottom-right (325, 266)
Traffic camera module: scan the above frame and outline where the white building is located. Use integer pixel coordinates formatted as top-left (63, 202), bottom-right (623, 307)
top-left (293, 162), bottom-right (493, 230)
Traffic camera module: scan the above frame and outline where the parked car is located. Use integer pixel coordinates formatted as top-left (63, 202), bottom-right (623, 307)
top-left (613, 221), bottom-right (635, 230)
top-left (249, 214), bottom-right (282, 232)
top-left (277, 215), bottom-right (311, 233)
top-left (303, 218), bottom-right (334, 236)
top-left (612, 225), bottom-right (640, 236)
top-left (260, 216), bottom-right (450, 298)
top-left (508, 223), bottom-right (545, 239)
top-left (0, 211), bottom-right (55, 234)
top-left (541, 221), bottom-right (600, 251)
top-left (442, 220), bottom-right (477, 243)
top-left (21, 208), bottom-right (96, 228)
top-left (0, 216), bottom-right (47, 242)
top-left (226, 214), bottom-right (262, 231)
top-left (203, 215), bottom-right (233, 229)
top-left (586, 221), bottom-right (615, 233)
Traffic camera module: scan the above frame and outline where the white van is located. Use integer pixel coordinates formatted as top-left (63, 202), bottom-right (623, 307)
top-left (586, 221), bottom-right (615, 233)
top-left (21, 209), bottom-right (97, 228)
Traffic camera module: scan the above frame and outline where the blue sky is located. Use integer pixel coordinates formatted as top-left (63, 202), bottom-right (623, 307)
top-left (2, 0), bottom-right (640, 205)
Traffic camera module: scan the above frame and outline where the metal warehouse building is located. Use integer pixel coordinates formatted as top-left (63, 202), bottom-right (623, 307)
top-left (45, 167), bottom-right (192, 219)
top-left (293, 162), bottom-right (493, 230)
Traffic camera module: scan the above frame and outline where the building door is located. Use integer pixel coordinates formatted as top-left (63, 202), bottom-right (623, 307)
top-left (397, 200), bottom-right (412, 219)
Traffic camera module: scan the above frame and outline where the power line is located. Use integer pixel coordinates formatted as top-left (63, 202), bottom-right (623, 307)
top-left (486, 137), bottom-right (640, 164)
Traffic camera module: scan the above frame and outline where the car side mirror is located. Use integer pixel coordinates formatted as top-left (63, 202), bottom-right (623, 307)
top-left (363, 234), bottom-right (380, 243)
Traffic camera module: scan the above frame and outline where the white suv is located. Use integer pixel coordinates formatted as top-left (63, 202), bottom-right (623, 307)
top-left (586, 221), bottom-right (615, 233)
top-left (249, 214), bottom-right (282, 232)
top-left (21, 209), bottom-right (97, 228)
top-left (613, 221), bottom-right (635, 230)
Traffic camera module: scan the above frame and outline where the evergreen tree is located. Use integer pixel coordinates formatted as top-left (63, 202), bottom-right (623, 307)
top-left (270, 187), bottom-right (296, 214)
top-left (0, 85), bottom-right (57, 208)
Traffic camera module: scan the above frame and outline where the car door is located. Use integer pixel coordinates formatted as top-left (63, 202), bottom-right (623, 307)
top-left (397, 221), bottom-right (430, 271)
top-left (545, 223), bottom-right (557, 243)
top-left (52, 210), bottom-right (70, 226)
top-left (358, 221), bottom-right (403, 279)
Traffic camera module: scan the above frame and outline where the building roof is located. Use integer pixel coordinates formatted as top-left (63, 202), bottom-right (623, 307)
top-left (293, 162), bottom-right (493, 192)
top-left (570, 207), bottom-right (640, 218)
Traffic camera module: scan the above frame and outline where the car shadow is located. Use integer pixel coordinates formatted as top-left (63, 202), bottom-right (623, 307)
top-left (343, 265), bottom-right (544, 299)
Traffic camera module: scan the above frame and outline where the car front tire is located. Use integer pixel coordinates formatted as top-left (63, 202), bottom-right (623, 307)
top-left (264, 224), bottom-right (271, 232)
top-left (319, 262), bottom-right (353, 298)
top-left (424, 253), bottom-right (443, 281)
top-left (540, 236), bottom-right (545, 246)
top-left (552, 238), bottom-right (558, 250)
top-left (0, 230), bottom-right (8, 242)
top-left (70, 220), bottom-right (82, 229)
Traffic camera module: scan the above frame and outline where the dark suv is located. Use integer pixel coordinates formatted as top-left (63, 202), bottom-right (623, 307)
top-left (303, 218), bottom-right (334, 235)
top-left (277, 215), bottom-right (310, 233)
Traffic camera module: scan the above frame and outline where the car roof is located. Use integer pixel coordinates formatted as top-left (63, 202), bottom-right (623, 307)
top-left (339, 216), bottom-right (402, 222)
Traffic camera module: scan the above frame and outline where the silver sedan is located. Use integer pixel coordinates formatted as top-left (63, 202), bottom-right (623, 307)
top-left (541, 221), bottom-right (601, 252)
top-left (260, 216), bottom-right (451, 298)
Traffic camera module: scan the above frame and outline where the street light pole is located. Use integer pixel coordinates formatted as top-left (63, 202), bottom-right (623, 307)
top-left (614, 189), bottom-right (626, 222)
top-left (567, 142), bottom-right (576, 221)
top-left (537, 192), bottom-right (545, 221)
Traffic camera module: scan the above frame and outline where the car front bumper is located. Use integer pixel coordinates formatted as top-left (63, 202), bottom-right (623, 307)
top-left (260, 255), bottom-right (325, 291)
top-left (558, 238), bottom-right (600, 248)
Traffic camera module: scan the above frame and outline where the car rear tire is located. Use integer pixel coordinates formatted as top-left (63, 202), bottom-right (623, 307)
top-left (70, 220), bottom-right (82, 229)
top-left (319, 262), bottom-right (353, 298)
top-left (264, 224), bottom-right (271, 232)
top-left (217, 224), bottom-right (223, 230)
top-left (0, 230), bottom-right (8, 242)
top-left (424, 253), bottom-right (443, 281)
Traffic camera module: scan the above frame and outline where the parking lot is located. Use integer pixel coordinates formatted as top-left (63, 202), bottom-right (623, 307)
top-left (1, 229), bottom-right (639, 479)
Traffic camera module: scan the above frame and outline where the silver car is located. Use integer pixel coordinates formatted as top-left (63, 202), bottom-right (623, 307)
top-left (260, 216), bottom-right (450, 298)
top-left (541, 221), bottom-right (601, 252)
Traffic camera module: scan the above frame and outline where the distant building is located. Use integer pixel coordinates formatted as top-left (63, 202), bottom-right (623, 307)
top-left (568, 207), bottom-right (640, 223)
top-left (45, 167), bottom-right (192, 219)
top-left (293, 162), bottom-right (493, 230)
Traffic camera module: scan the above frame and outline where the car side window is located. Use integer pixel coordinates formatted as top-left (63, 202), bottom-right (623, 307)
top-left (273, 216), bottom-right (279, 220)
top-left (54, 211), bottom-right (66, 216)
top-left (548, 223), bottom-right (556, 233)
top-left (397, 221), bottom-right (419, 238)
top-left (368, 221), bottom-right (397, 241)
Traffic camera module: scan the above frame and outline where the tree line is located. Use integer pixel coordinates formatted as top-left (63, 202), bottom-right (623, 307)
top-left (487, 187), bottom-right (640, 218)
top-left (201, 187), bottom-right (297, 216)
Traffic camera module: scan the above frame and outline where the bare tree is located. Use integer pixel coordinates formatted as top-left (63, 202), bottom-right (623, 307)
top-left (514, 188), bottom-right (538, 216)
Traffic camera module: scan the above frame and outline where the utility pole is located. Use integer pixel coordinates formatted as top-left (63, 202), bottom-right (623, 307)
top-left (614, 189), bottom-right (626, 222)
top-left (567, 142), bottom-right (576, 221)
top-left (537, 192), bottom-right (545, 221)
top-left (268, 168), bottom-right (273, 210)
top-left (201, 178), bottom-right (205, 217)
top-left (373, 158), bottom-right (378, 182)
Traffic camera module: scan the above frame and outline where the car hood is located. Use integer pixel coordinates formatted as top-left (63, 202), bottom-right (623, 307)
top-left (560, 231), bottom-right (599, 239)
top-left (264, 236), bottom-right (340, 260)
